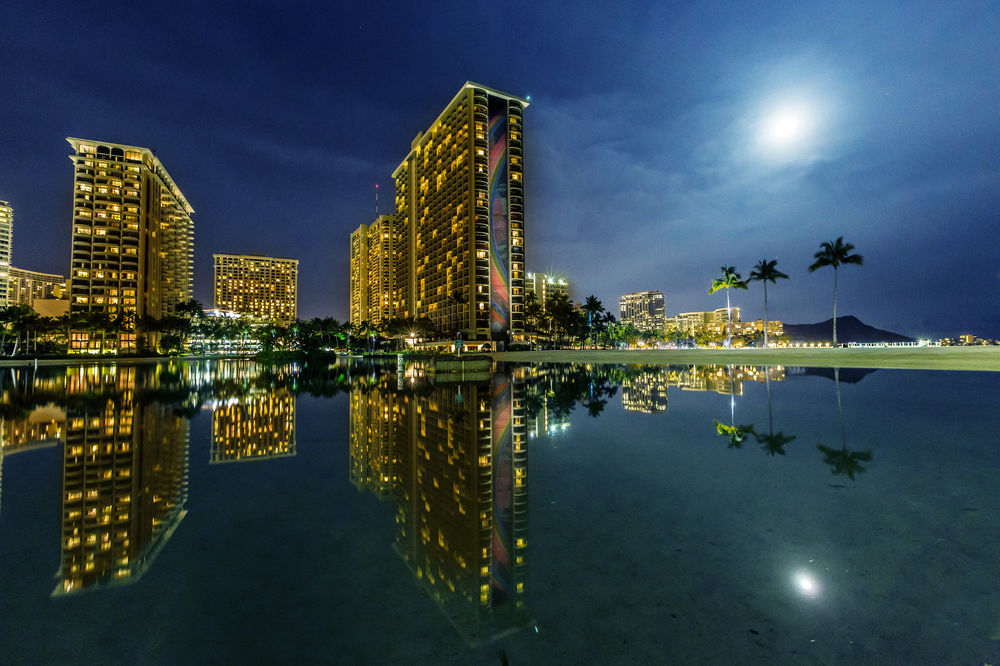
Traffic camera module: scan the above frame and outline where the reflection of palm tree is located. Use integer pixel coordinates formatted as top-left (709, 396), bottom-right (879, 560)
top-left (708, 267), bottom-right (748, 346)
top-left (748, 259), bottom-right (789, 348)
top-left (713, 364), bottom-right (754, 447)
top-left (807, 237), bottom-right (863, 346)
top-left (757, 431), bottom-right (795, 456)
top-left (817, 366), bottom-right (873, 478)
top-left (713, 419), bottom-right (754, 448)
top-left (754, 365), bottom-right (796, 455)
top-left (817, 444), bottom-right (872, 479)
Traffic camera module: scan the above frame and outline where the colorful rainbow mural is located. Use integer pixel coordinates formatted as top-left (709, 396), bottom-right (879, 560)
top-left (490, 374), bottom-right (514, 601)
top-left (488, 98), bottom-right (510, 338)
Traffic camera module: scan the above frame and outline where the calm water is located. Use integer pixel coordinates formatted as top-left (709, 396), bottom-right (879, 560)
top-left (1, 359), bottom-right (998, 664)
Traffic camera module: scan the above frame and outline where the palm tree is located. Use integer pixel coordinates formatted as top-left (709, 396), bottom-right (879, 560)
top-left (708, 266), bottom-right (748, 346)
top-left (581, 295), bottom-right (604, 348)
top-left (808, 237), bottom-right (863, 346)
top-left (748, 259), bottom-right (789, 348)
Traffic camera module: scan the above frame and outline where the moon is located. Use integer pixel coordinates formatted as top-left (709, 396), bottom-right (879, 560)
top-left (760, 103), bottom-right (813, 149)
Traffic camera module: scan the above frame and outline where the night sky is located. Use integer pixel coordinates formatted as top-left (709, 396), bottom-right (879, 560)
top-left (2, 1), bottom-right (997, 337)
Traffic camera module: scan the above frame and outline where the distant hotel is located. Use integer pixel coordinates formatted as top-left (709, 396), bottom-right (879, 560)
top-left (350, 82), bottom-right (528, 346)
top-left (67, 138), bottom-right (193, 352)
top-left (669, 308), bottom-right (782, 340)
top-left (349, 214), bottom-right (394, 327)
top-left (9, 266), bottom-right (68, 317)
top-left (213, 253), bottom-right (298, 322)
top-left (0, 200), bottom-right (12, 308)
top-left (620, 291), bottom-right (665, 332)
top-left (525, 272), bottom-right (569, 311)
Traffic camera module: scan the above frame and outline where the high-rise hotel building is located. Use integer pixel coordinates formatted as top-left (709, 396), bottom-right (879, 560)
top-left (67, 139), bottom-right (193, 352)
top-left (350, 82), bottom-right (528, 344)
top-left (349, 215), bottom-right (395, 326)
top-left (620, 290), bottom-right (666, 333)
top-left (0, 200), bottom-right (12, 308)
top-left (213, 253), bottom-right (298, 322)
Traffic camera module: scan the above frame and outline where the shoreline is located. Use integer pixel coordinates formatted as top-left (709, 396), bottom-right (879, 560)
top-left (1, 347), bottom-right (998, 372)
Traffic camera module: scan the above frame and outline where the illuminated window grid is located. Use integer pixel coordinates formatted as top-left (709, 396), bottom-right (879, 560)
top-left (391, 84), bottom-right (528, 341)
top-left (66, 139), bottom-right (194, 352)
top-left (212, 254), bottom-right (299, 323)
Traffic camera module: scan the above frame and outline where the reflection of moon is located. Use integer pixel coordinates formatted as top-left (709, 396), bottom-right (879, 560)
top-left (794, 570), bottom-right (820, 598)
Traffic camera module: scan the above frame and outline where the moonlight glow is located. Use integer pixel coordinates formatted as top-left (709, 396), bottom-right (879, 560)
top-left (793, 571), bottom-right (821, 599)
top-left (762, 105), bottom-right (811, 146)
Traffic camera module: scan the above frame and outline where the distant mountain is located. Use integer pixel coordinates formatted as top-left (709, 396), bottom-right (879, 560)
top-left (783, 316), bottom-right (914, 344)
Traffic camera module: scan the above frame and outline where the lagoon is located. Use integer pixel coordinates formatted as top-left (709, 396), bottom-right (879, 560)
top-left (1, 359), bottom-right (998, 664)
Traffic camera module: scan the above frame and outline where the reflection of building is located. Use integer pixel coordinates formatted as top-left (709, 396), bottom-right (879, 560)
top-left (210, 390), bottom-right (296, 463)
top-left (622, 371), bottom-right (668, 413)
top-left (55, 377), bottom-right (188, 595)
top-left (67, 138), bottom-right (194, 352)
top-left (349, 386), bottom-right (401, 497)
top-left (213, 253), bottom-right (299, 323)
top-left (2, 405), bottom-right (66, 449)
top-left (0, 200), bottom-right (12, 308)
top-left (664, 365), bottom-right (785, 395)
top-left (525, 272), bottom-right (569, 310)
top-left (349, 215), bottom-right (396, 326)
top-left (620, 291), bottom-right (665, 332)
top-left (351, 373), bottom-right (530, 645)
top-left (389, 82), bottom-right (528, 344)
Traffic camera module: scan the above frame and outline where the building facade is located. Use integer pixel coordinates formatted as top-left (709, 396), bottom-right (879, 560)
top-left (349, 224), bottom-right (369, 326)
top-left (524, 272), bottom-right (569, 311)
top-left (0, 200), bottom-right (12, 308)
top-left (349, 215), bottom-right (397, 326)
top-left (213, 254), bottom-right (298, 322)
top-left (9, 266), bottom-right (66, 303)
top-left (388, 82), bottom-right (528, 345)
top-left (67, 138), bottom-right (194, 352)
top-left (619, 291), bottom-right (666, 332)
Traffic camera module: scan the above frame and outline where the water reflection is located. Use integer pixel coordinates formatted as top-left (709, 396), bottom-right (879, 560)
top-left (210, 390), bottom-right (296, 464)
top-left (817, 367), bottom-right (873, 479)
top-left (55, 366), bottom-right (190, 595)
top-left (350, 369), bottom-right (530, 646)
top-left (0, 359), bottom-right (874, 606)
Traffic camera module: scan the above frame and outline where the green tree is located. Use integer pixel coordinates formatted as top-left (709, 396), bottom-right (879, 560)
top-left (581, 295), bottom-right (605, 348)
top-left (808, 237), bottom-right (863, 346)
top-left (545, 292), bottom-right (578, 346)
top-left (748, 258), bottom-right (789, 348)
top-left (708, 266), bottom-right (748, 346)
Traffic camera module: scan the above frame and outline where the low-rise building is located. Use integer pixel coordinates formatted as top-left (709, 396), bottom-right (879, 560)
top-left (525, 272), bottom-right (570, 311)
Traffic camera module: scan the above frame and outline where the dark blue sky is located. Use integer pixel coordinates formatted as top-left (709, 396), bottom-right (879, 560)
top-left (2, 1), bottom-right (997, 336)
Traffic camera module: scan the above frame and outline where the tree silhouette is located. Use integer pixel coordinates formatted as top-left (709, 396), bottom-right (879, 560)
top-left (808, 237), bottom-right (863, 346)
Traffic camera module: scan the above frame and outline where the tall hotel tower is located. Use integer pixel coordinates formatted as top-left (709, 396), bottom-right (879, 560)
top-left (349, 214), bottom-right (395, 327)
top-left (0, 200), bottom-right (12, 308)
top-left (354, 82), bottom-right (527, 345)
top-left (67, 138), bottom-right (193, 352)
